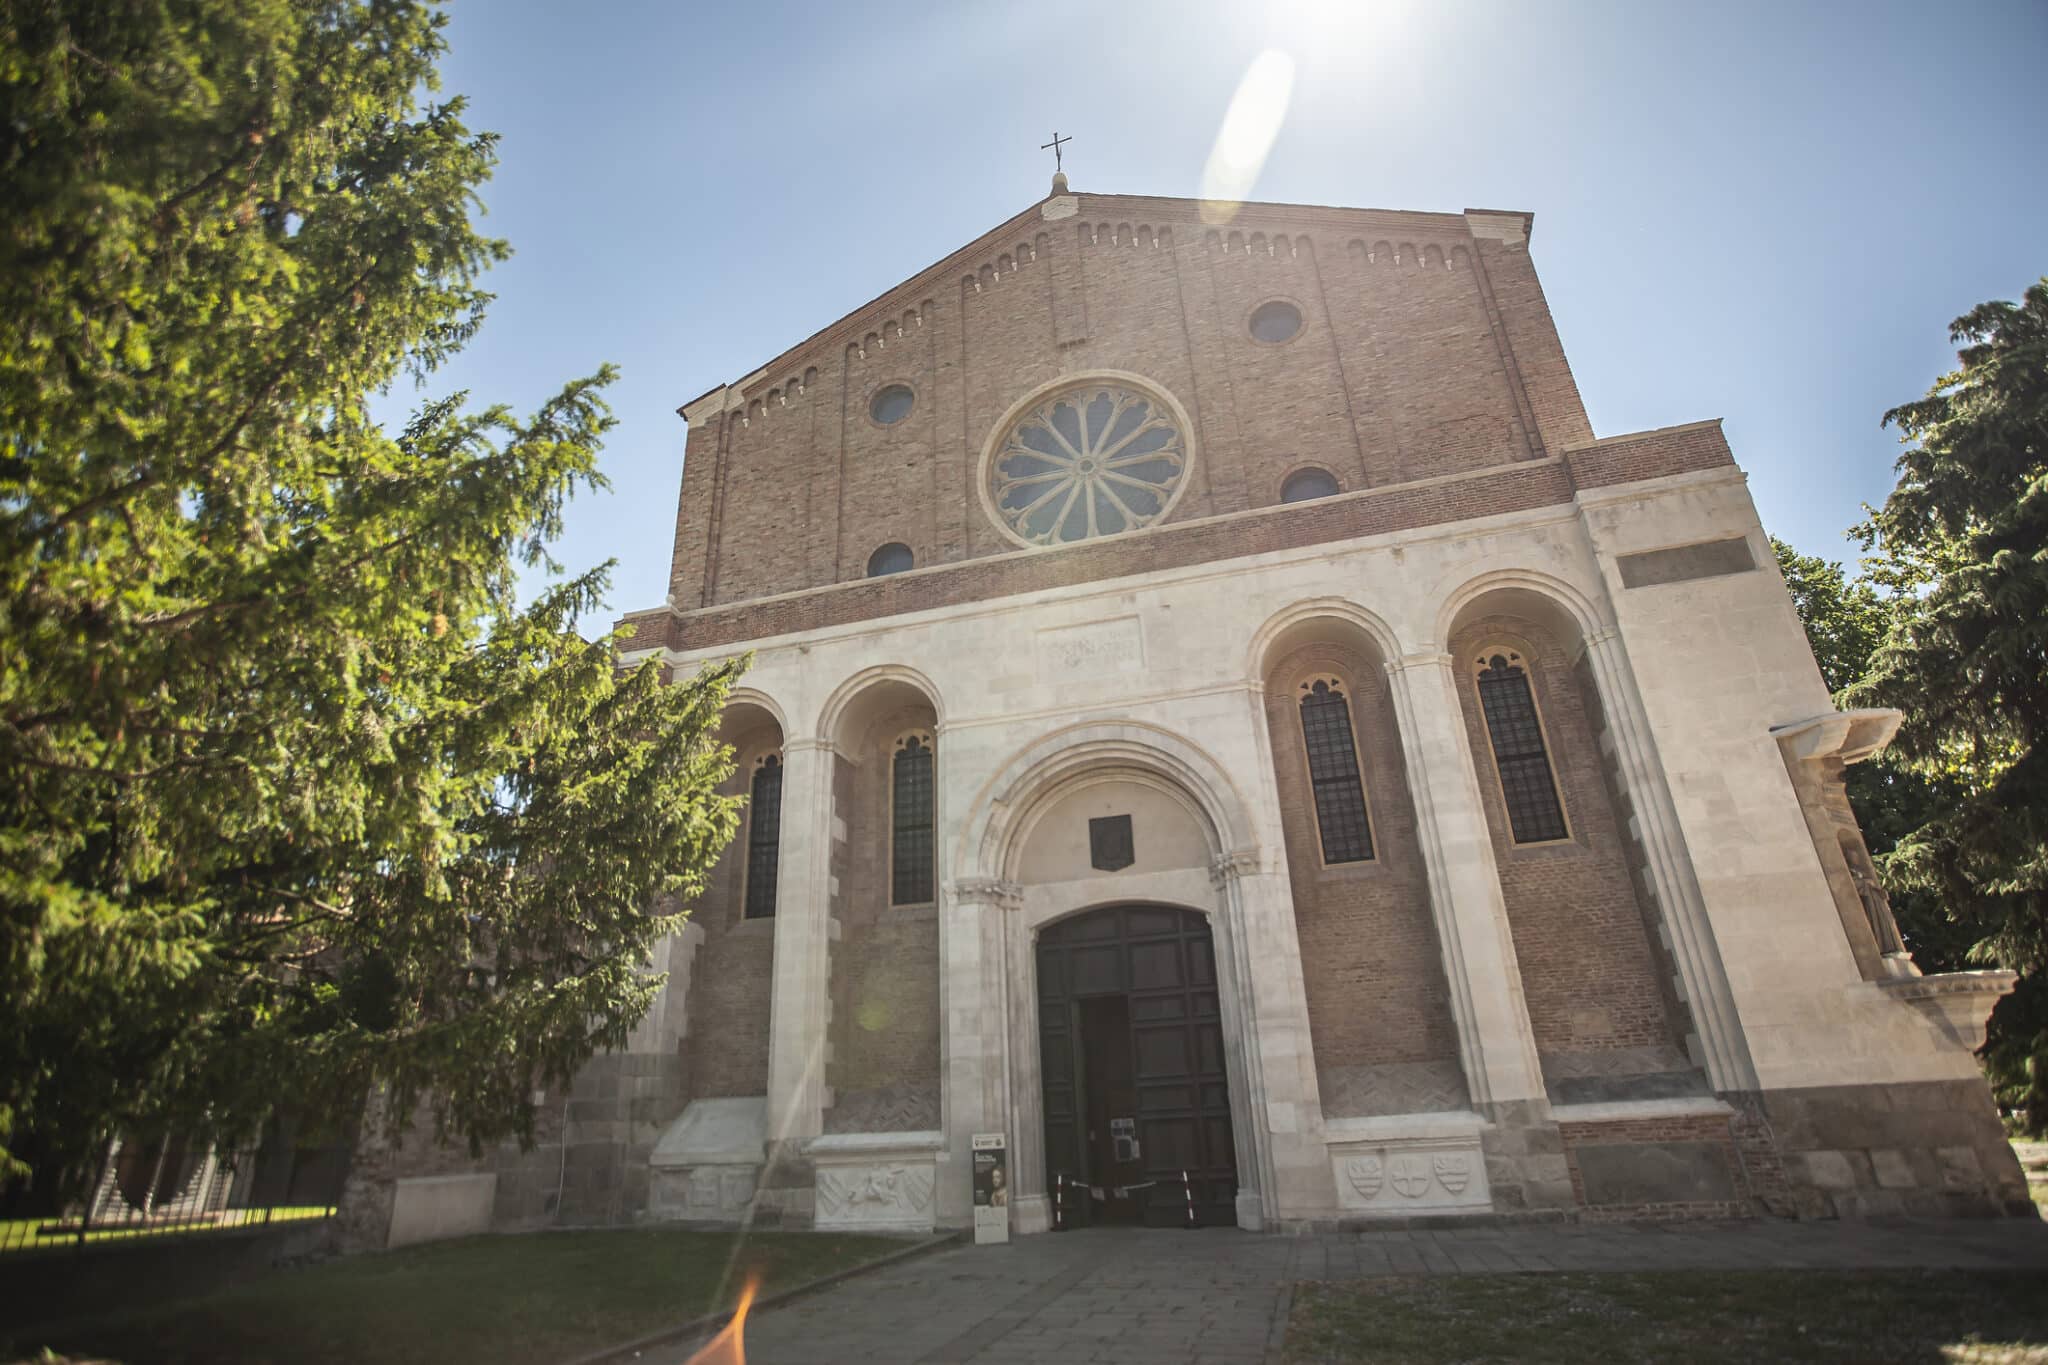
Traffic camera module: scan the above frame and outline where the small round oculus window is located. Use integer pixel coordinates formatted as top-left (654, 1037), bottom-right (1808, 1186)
top-left (867, 542), bottom-right (914, 577)
top-left (1281, 468), bottom-right (1339, 503)
top-left (990, 384), bottom-right (1187, 546)
top-left (1248, 300), bottom-right (1303, 343)
top-left (869, 384), bottom-right (915, 425)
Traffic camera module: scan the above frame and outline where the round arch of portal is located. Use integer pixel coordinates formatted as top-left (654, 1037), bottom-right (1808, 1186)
top-left (958, 719), bottom-right (1272, 1233)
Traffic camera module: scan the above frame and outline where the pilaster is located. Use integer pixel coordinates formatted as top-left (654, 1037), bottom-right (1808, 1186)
top-left (1383, 651), bottom-right (1547, 1109)
top-left (766, 738), bottom-right (837, 1147)
top-left (1580, 627), bottom-right (1759, 1093)
top-left (941, 876), bottom-right (1020, 1228)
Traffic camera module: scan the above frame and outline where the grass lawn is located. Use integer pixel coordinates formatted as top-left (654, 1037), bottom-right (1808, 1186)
top-left (1283, 1270), bottom-right (2048, 1364)
top-left (5, 1226), bottom-right (916, 1365)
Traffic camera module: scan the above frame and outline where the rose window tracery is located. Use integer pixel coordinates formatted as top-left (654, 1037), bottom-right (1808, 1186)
top-left (987, 382), bottom-right (1188, 546)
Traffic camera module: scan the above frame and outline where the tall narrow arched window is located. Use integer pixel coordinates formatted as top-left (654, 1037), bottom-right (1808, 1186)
top-left (743, 753), bottom-right (783, 918)
top-left (1474, 651), bottom-right (1569, 844)
top-left (891, 733), bottom-right (935, 904)
top-left (1297, 677), bottom-right (1374, 863)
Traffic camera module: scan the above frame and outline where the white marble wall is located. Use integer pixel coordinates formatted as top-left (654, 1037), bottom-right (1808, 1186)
top-left (629, 458), bottom-right (1980, 1227)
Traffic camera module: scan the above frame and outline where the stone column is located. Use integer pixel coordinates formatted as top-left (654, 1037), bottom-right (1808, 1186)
top-left (944, 877), bottom-right (1020, 1230)
top-left (1579, 628), bottom-right (1758, 1092)
top-left (765, 738), bottom-right (836, 1154)
top-left (1382, 652), bottom-right (1547, 1109)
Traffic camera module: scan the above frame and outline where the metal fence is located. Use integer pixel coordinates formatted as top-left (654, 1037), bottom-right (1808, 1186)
top-left (1, 1125), bottom-right (350, 1256)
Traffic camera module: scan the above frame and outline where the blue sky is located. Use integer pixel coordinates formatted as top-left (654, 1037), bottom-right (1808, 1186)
top-left (421, 0), bottom-right (2048, 620)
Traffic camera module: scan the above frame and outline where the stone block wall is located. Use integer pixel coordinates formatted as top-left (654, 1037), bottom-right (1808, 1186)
top-left (1759, 1080), bottom-right (2033, 1218)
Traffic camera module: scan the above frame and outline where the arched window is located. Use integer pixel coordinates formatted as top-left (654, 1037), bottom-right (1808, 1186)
top-left (867, 542), bottom-right (914, 577)
top-left (1474, 651), bottom-right (1568, 844)
top-left (891, 733), bottom-right (935, 904)
top-left (743, 753), bottom-right (783, 917)
top-left (1297, 677), bottom-right (1373, 863)
top-left (1281, 468), bottom-right (1339, 503)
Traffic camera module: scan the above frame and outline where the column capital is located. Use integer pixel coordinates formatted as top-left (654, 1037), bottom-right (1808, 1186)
top-left (1580, 625), bottom-right (1622, 650)
top-left (1385, 650), bottom-right (1455, 676)
top-left (783, 736), bottom-right (835, 755)
top-left (949, 877), bottom-right (1024, 911)
top-left (1209, 849), bottom-right (1261, 886)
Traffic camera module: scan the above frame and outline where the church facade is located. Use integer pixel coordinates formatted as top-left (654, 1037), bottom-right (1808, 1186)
top-left (591, 182), bottom-right (2026, 1237)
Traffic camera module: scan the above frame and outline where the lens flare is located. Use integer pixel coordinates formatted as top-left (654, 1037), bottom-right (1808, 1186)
top-left (1200, 49), bottom-right (1295, 224)
top-left (685, 1272), bottom-right (760, 1365)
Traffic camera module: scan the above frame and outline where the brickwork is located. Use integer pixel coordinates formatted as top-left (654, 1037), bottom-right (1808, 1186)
top-left (684, 752), bottom-right (775, 1098)
top-left (619, 423), bottom-right (1733, 657)
top-left (825, 707), bottom-right (943, 1130)
top-left (655, 194), bottom-right (1613, 620)
top-left (1262, 640), bottom-right (1465, 1113)
top-left (1449, 616), bottom-right (1687, 1064)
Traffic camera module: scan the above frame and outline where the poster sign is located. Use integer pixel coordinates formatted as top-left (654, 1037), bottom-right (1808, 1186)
top-left (971, 1132), bottom-right (1009, 1244)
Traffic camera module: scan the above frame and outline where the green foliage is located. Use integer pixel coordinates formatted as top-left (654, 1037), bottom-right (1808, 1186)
top-left (0, 1), bottom-right (741, 1196)
top-left (1847, 279), bottom-right (2048, 1131)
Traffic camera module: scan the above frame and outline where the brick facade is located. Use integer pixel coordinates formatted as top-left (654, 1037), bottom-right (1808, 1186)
top-left (1263, 640), bottom-right (1467, 1115)
top-left (1449, 616), bottom-right (1692, 1076)
top-left (657, 196), bottom-right (1604, 623)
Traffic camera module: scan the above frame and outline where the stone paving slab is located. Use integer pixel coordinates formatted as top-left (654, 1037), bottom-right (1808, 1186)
top-left (631, 1218), bottom-right (2048, 1365)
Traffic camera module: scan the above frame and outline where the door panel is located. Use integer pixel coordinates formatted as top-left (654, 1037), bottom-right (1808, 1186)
top-left (1036, 905), bottom-right (1239, 1228)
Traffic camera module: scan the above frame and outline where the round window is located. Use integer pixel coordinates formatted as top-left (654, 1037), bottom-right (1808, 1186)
top-left (1281, 468), bottom-right (1339, 503)
top-left (867, 542), bottom-right (914, 577)
top-left (869, 384), bottom-right (915, 425)
top-left (987, 381), bottom-right (1188, 546)
top-left (1248, 300), bottom-right (1303, 344)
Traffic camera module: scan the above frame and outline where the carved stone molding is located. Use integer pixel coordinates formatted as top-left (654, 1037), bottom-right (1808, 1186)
top-left (949, 878), bottom-right (1024, 911)
top-left (1208, 849), bottom-right (1260, 887)
top-left (1330, 1133), bottom-right (1490, 1213)
top-left (1879, 969), bottom-right (2018, 1052)
top-left (815, 1164), bottom-right (935, 1222)
top-left (1771, 709), bottom-right (1904, 767)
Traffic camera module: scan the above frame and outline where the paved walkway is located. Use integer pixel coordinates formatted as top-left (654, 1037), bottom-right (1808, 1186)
top-left (643, 1219), bottom-right (2048, 1365)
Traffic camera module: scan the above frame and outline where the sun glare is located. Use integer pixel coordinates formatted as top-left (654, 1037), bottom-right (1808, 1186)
top-left (1200, 49), bottom-right (1296, 224)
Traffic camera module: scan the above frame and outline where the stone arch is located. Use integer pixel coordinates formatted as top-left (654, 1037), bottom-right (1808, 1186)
top-left (958, 719), bottom-right (1255, 884)
top-left (1247, 597), bottom-right (1402, 687)
top-left (1433, 567), bottom-right (1605, 655)
top-left (722, 685), bottom-right (790, 739)
top-left (816, 663), bottom-right (946, 749)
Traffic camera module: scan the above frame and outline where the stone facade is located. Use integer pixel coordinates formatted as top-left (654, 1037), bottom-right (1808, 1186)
top-left (358, 183), bottom-right (2027, 1242)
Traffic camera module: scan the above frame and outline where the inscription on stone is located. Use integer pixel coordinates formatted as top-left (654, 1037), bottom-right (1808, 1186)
top-left (1036, 616), bottom-right (1144, 681)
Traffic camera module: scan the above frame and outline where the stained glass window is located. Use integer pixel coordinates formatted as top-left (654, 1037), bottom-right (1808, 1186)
top-left (744, 754), bottom-right (783, 918)
top-left (1476, 653), bottom-right (1568, 844)
top-left (1298, 679), bottom-right (1373, 863)
top-left (989, 383), bottom-right (1188, 546)
top-left (892, 735), bottom-right (935, 904)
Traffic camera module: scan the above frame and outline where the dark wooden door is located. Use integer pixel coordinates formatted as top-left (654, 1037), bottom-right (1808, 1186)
top-left (1037, 905), bottom-right (1238, 1228)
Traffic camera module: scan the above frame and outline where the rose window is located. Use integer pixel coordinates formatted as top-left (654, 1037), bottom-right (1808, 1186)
top-left (988, 383), bottom-right (1188, 545)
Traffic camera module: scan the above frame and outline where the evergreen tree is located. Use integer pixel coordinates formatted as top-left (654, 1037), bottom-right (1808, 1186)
top-left (0, 0), bottom-right (741, 1198)
top-left (1848, 279), bottom-right (2048, 1131)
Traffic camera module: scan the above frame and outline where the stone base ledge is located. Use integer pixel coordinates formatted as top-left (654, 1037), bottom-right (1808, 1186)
top-left (1549, 1097), bottom-right (1735, 1125)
